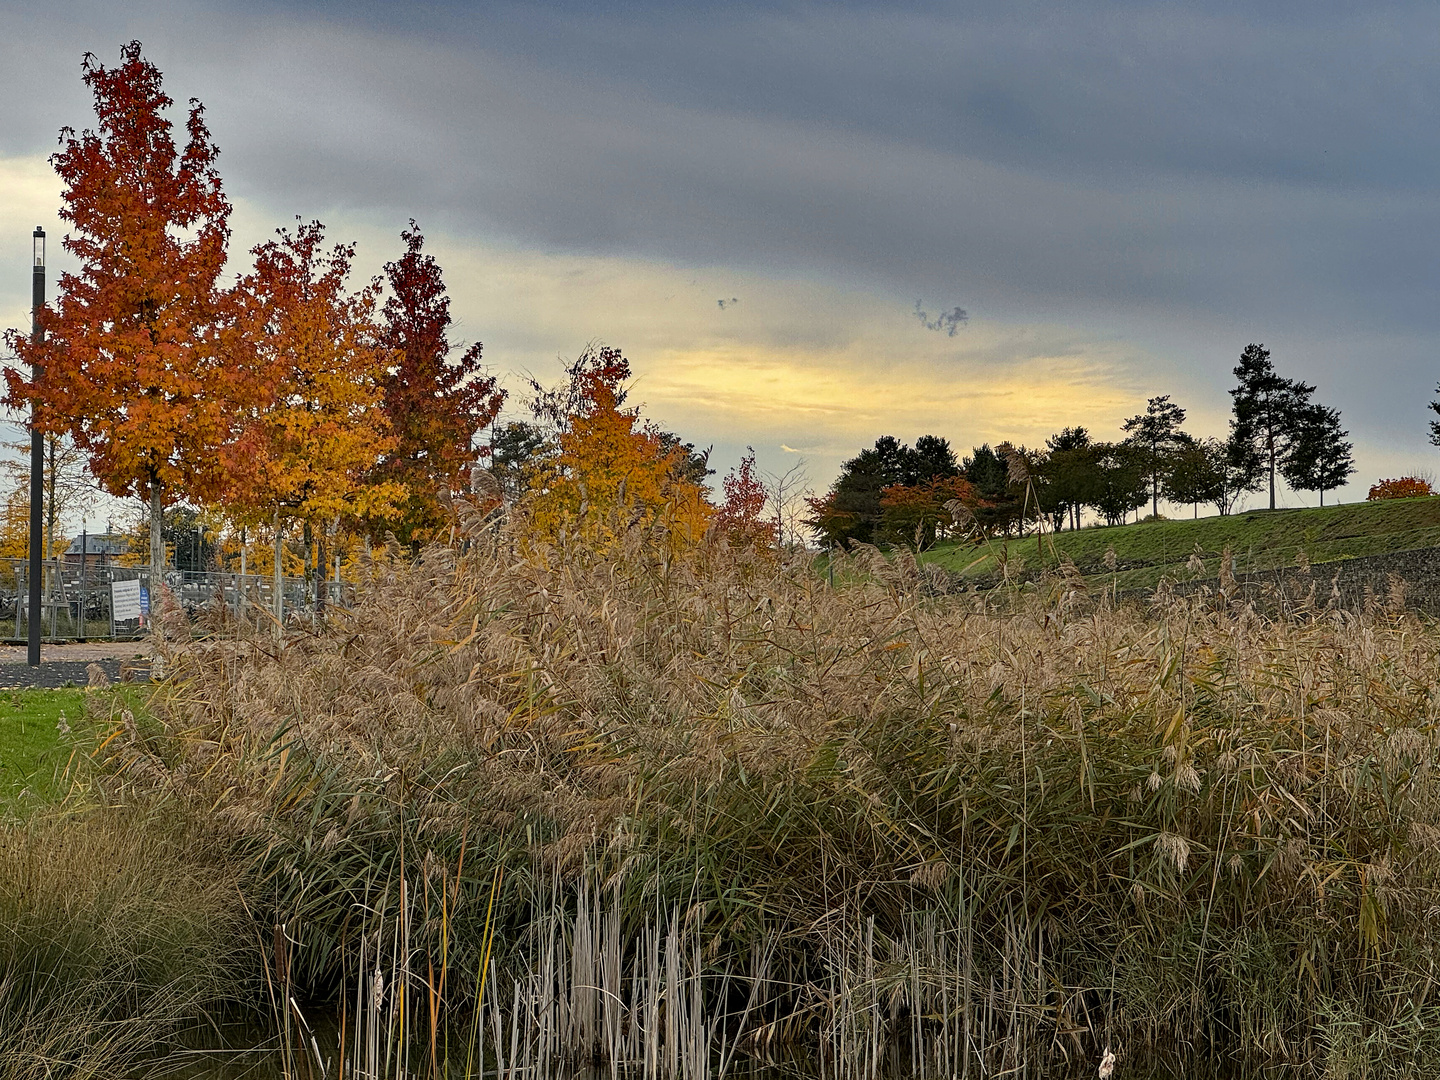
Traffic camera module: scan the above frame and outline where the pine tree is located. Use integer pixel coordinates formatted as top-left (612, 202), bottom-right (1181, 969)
top-left (1229, 344), bottom-right (1314, 510)
top-left (1121, 395), bottom-right (1187, 518)
top-left (1281, 403), bottom-right (1354, 506)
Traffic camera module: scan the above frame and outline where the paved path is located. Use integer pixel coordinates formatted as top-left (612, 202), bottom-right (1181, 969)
top-left (0, 658), bottom-right (129, 689)
top-left (0, 642), bottom-right (150, 688)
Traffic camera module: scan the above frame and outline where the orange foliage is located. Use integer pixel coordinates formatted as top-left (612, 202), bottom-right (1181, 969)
top-left (3, 42), bottom-right (235, 517)
top-left (879, 475), bottom-right (985, 548)
top-left (227, 221), bottom-right (402, 530)
top-left (1367, 476), bottom-right (1433, 501)
top-left (525, 346), bottom-right (712, 548)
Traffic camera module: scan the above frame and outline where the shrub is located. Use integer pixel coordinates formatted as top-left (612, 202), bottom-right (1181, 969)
top-left (1367, 476), bottom-right (1432, 500)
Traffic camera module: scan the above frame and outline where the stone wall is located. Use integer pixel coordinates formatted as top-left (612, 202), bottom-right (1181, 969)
top-left (1144, 547), bottom-right (1440, 615)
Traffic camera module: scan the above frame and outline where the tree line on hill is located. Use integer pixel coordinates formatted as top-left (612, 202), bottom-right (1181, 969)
top-left (808, 343), bottom-right (1356, 549)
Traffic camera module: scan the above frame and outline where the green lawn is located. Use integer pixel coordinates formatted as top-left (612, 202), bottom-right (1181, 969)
top-left (921, 496), bottom-right (1440, 592)
top-left (0, 689), bottom-right (105, 812)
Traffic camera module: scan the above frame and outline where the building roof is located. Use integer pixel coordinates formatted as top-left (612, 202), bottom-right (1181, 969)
top-left (63, 533), bottom-right (129, 556)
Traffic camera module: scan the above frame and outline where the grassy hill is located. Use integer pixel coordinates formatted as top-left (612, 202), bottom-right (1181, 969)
top-left (921, 495), bottom-right (1440, 592)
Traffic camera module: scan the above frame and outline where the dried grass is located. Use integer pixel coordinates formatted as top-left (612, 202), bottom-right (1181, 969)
top-left (97, 510), bottom-right (1440, 1077)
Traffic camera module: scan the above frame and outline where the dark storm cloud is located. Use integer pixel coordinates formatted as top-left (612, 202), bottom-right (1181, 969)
top-left (4, 0), bottom-right (1439, 478)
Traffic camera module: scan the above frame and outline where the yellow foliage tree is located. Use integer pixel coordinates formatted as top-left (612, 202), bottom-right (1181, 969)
top-left (524, 345), bottom-right (711, 548)
top-left (0, 484), bottom-right (31, 560)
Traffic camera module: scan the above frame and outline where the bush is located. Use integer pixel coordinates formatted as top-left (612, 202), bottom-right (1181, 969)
top-left (1367, 476), bottom-right (1432, 500)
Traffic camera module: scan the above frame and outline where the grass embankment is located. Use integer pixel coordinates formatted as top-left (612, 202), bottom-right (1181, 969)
top-left (45, 522), bottom-right (1439, 1079)
top-left (0, 689), bottom-right (90, 810)
top-left (923, 495), bottom-right (1440, 592)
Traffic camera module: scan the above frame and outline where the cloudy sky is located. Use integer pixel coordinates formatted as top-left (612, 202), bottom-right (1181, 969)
top-left (2, 0), bottom-right (1437, 518)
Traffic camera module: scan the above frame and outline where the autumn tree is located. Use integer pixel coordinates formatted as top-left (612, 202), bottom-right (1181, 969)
top-left (4, 42), bottom-right (235, 594)
top-left (879, 475), bottom-right (983, 548)
top-left (370, 222), bottom-right (505, 547)
top-left (714, 448), bottom-right (776, 547)
top-left (523, 344), bottom-right (712, 548)
top-left (229, 220), bottom-right (402, 618)
top-left (2, 433), bottom-right (93, 557)
top-left (1368, 477), bottom-right (1432, 500)
top-left (808, 435), bottom-right (960, 548)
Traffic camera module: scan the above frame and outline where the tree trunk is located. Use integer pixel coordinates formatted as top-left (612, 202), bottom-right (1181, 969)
top-left (302, 521), bottom-right (315, 627)
top-left (316, 525), bottom-right (327, 622)
top-left (45, 438), bottom-right (57, 559)
top-left (1268, 430), bottom-right (1276, 510)
top-left (149, 480), bottom-right (164, 595)
top-left (273, 510), bottom-right (284, 636)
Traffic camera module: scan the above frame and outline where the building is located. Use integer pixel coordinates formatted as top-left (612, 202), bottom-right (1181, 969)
top-left (62, 533), bottom-right (129, 569)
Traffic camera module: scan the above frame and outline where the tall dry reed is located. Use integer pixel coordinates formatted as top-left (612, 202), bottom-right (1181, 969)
top-left (0, 799), bottom-right (252, 1080)
top-left (104, 510), bottom-right (1440, 1078)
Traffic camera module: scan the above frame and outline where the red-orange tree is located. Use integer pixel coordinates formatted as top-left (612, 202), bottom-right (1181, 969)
top-left (228, 221), bottom-right (402, 612)
top-left (878, 475), bottom-right (984, 548)
top-left (714, 448), bottom-right (776, 548)
top-left (370, 222), bottom-right (505, 547)
top-left (3, 42), bottom-right (235, 588)
top-left (1367, 477), bottom-right (1432, 501)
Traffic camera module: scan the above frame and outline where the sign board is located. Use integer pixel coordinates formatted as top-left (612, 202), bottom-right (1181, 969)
top-left (112, 579), bottom-right (142, 622)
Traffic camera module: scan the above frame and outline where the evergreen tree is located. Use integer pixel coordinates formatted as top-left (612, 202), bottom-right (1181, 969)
top-left (1088, 443), bottom-right (1149, 526)
top-left (1426, 383), bottom-right (1440, 449)
top-left (1281, 403), bottom-right (1354, 506)
top-left (1229, 344), bottom-right (1314, 510)
top-left (1158, 435), bottom-right (1218, 518)
top-left (489, 420), bottom-right (548, 503)
top-left (963, 444), bottom-right (1023, 535)
top-left (808, 435), bottom-right (959, 547)
top-left (1121, 395), bottom-right (1188, 518)
top-left (1039, 427), bottom-right (1098, 531)
top-left (910, 435), bottom-right (960, 484)
top-left (1213, 433), bottom-right (1262, 515)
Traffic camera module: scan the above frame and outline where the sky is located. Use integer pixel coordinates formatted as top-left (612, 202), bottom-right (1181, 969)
top-left (2, 0), bottom-right (1438, 527)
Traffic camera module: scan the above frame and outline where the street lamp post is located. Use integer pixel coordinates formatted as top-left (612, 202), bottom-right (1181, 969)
top-left (28, 228), bottom-right (45, 667)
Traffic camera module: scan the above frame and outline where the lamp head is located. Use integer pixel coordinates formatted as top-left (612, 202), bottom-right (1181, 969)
top-left (32, 227), bottom-right (44, 269)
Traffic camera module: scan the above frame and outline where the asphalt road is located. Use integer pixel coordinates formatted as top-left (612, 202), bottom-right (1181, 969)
top-left (0, 658), bottom-right (133, 689)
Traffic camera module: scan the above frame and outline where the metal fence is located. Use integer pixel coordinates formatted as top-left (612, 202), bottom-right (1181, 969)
top-left (0, 560), bottom-right (354, 642)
